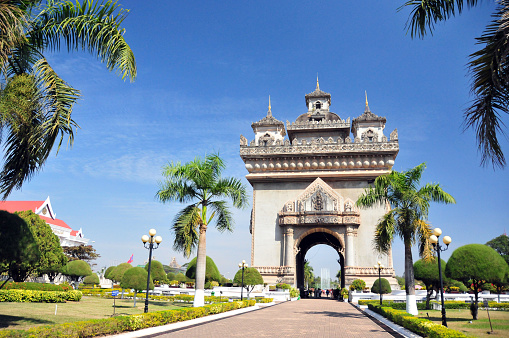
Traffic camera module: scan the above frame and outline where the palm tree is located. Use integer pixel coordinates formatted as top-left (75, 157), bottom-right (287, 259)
top-left (0, 0), bottom-right (136, 198)
top-left (303, 260), bottom-right (314, 289)
top-left (400, 0), bottom-right (508, 168)
top-left (356, 163), bottom-right (455, 315)
top-left (157, 154), bottom-right (248, 307)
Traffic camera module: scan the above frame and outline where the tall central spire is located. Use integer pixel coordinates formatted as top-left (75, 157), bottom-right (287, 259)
top-left (316, 75), bottom-right (320, 90)
top-left (268, 95), bottom-right (272, 116)
top-left (365, 91), bottom-right (370, 112)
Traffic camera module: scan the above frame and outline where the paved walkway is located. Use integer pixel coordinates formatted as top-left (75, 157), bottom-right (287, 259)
top-left (145, 299), bottom-right (399, 337)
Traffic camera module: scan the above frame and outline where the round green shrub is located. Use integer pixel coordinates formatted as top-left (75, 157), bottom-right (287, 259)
top-left (371, 278), bottom-right (392, 294)
top-left (83, 274), bottom-right (100, 285)
top-left (185, 256), bottom-right (221, 282)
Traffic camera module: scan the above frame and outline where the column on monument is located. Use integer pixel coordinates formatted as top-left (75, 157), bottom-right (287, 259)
top-left (285, 227), bottom-right (294, 267)
top-left (345, 226), bottom-right (355, 267)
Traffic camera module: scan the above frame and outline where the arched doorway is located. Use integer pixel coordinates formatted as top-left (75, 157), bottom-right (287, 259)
top-left (295, 228), bottom-right (345, 293)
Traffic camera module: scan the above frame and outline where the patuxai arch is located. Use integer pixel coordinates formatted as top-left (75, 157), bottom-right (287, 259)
top-left (239, 80), bottom-right (400, 291)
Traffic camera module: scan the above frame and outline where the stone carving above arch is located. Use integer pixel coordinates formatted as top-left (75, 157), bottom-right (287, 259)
top-left (258, 133), bottom-right (275, 146)
top-left (279, 178), bottom-right (360, 226)
top-left (361, 128), bottom-right (378, 143)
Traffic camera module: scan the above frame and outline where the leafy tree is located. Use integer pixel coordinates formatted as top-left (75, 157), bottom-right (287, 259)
top-left (166, 272), bottom-right (176, 282)
top-left (492, 267), bottom-right (509, 303)
top-left (400, 0), bottom-right (509, 168)
top-left (445, 244), bottom-right (508, 320)
top-left (83, 273), bottom-right (100, 285)
top-left (185, 256), bottom-right (221, 283)
top-left (414, 258), bottom-right (446, 309)
top-left (121, 267), bottom-right (153, 307)
top-left (233, 267), bottom-right (263, 297)
top-left (371, 278), bottom-right (392, 303)
top-left (144, 260), bottom-right (167, 284)
top-left (16, 210), bottom-right (67, 281)
top-left (109, 263), bottom-right (132, 283)
top-left (0, 0), bottom-right (136, 198)
top-left (304, 260), bottom-right (314, 289)
top-left (349, 279), bottom-right (366, 291)
top-left (0, 210), bottom-right (40, 284)
top-left (220, 275), bottom-right (231, 286)
top-left (486, 234), bottom-right (509, 265)
top-left (61, 260), bottom-right (92, 288)
top-left (356, 162), bottom-right (455, 315)
top-left (62, 245), bottom-right (100, 263)
top-left (156, 154), bottom-right (248, 307)
top-left (175, 272), bottom-right (187, 283)
top-left (104, 266), bottom-right (116, 280)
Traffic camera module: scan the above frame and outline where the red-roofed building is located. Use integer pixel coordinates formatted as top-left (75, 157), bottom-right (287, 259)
top-left (0, 196), bottom-right (89, 246)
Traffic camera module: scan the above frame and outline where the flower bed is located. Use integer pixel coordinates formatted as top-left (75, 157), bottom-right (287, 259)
top-left (0, 299), bottom-right (255, 337)
top-left (358, 299), bottom-right (509, 310)
top-left (1, 282), bottom-right (70, 292)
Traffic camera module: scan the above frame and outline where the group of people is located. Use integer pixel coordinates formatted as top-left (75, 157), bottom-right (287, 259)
top-left (305, 288), bottom-right (334, 298)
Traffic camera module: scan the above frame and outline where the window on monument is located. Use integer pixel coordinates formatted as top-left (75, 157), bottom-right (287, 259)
top-left (368, 136), bottom-right (373, 142)
top-left (315, 101), bottom-right (321, 109)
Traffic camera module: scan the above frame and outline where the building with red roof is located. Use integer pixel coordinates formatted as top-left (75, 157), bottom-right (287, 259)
top-left (0, 196), bottom-right (89, 246)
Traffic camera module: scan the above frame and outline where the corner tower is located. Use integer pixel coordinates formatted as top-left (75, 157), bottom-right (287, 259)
top-left (240, 82), bottom-right (400, 290)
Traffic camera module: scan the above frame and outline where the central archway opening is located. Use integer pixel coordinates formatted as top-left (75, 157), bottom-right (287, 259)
top-left (296, 229), bottom-right (345, 296)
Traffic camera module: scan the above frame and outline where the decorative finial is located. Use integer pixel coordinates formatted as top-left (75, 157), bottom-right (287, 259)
top-left (365, 90), bottom-right (370, 112)
top-left (316, 74), bottom-right (320, 90)
top-left (267, 95), bottom-right (272, 116)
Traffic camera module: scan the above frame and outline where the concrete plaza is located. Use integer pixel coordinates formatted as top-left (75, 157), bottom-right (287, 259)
top-left (142, 299), bottom-right (401, 337)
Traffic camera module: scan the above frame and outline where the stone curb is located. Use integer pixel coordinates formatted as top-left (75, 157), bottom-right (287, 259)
top-left (107, 302), bottom-right (279, 337)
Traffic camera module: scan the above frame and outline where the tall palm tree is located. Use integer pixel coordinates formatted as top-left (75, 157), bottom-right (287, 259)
top-left (0, 0), bottom-right (136, 198)
top-left (400, 0), bottom-right (509, 168)
top-left (303, 260), bottom-right (313, 289)
top-left (356, 163), bottom-right (455, 315)
top-left (157, 154), bottom-right (248, 307)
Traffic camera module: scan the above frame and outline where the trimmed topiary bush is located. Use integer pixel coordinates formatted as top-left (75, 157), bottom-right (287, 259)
top-left (83, 274), bottom-right (100, 285)
top-left (109, 263), bottom-right (132, 283)
top-left (186, 256), bottom-right (221, 282)
top-left (371, 278), bottom-right (391, 294)
top-left (121, 267), bottom-right (154, 307)
top-left (144, 260), bottom-right (167, 284)
top-left (445, 244), bottom-right (509, 320)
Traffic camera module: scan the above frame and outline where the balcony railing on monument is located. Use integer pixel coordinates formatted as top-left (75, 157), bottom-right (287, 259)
top-left (253, 266), bottom-right (295, 276)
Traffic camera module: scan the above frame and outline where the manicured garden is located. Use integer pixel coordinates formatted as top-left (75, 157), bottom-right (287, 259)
top-left (418, 308), bottom-right (509, 338)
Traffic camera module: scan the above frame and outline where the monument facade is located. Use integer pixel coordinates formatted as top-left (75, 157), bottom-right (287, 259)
top-left (240, 80), bottom-right (400, 290)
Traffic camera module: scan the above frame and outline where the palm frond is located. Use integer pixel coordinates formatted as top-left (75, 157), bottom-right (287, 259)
top-left (464, 0), bottom-right (509, 169)
top-left (171, 204), bottom-right (201, 257)
top-left (33, 57), bottom-right (80, 156)
top-left (208, 200), bottom-right (234, 232)
top-left (400, 0), bottom-right (481, 38)
top-left (0, 0), bottom-right (28, 70)
top-left (157, 178), bottom-right (197, 204)
top-left (30, 0), bottom-right (136, 81)
top-left (0, 73), bottom-right (45, 198)
top-left (213, 177), bottom-right (249, 209)
top-left (373, 212), bottom-right (396, 253)
top-left (418, 183), bottom-right (457, 204)
top-left (415, 219), bottom-right (433, 261)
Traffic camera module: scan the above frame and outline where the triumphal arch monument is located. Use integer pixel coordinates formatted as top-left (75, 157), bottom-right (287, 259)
top-left (240, 80), bottom-right (400, 290)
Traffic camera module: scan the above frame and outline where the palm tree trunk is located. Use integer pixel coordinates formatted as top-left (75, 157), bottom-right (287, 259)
top-left (404, 241), bottom-right (418, 315)
top-left (193, 224), bottom-right (207, 307)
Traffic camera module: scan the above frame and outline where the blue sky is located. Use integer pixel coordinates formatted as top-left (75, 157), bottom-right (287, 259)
top-left (7, 1), bottom-right (509, 280)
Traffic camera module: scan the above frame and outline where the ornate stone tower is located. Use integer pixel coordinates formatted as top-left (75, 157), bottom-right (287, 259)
top-left (240, 80), bottom-right (400, 290)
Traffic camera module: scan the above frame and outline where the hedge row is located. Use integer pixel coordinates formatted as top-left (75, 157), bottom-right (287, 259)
top-left (358, 299), bottom-right (509, 310)
top-left (367, 304), bottom-right (468, 338)
top-left (0, 299), bottom-right (256, 338)
top-left (358, 300), bottom-right (426, 310)
top-left (1, 282), bottom-right (70, 292)
top-left (0, 290), bottom-right (82, 303)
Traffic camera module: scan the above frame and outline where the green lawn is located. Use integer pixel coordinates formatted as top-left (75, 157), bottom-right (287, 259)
top-left (0, 296), bottom-right (191, 331)
top-left (417, 309), bottom-right (509, 338)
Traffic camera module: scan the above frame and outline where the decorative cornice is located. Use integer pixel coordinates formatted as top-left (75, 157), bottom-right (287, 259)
top-left (253, 266), bottom-right (295, 276)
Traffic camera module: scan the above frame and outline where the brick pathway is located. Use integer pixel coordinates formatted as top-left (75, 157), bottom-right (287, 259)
top-left (152, 299), bottom-right (397, 337)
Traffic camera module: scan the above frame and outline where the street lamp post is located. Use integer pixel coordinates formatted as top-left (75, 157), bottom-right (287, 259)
top-left (238, 260), bottom-right (248, 301)
top-left (429, 227), bottom-right (452, 327)
top-left (141, 229), bottom-right (162, 313)
top-left (374, 261), bottom-right (384, 305)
